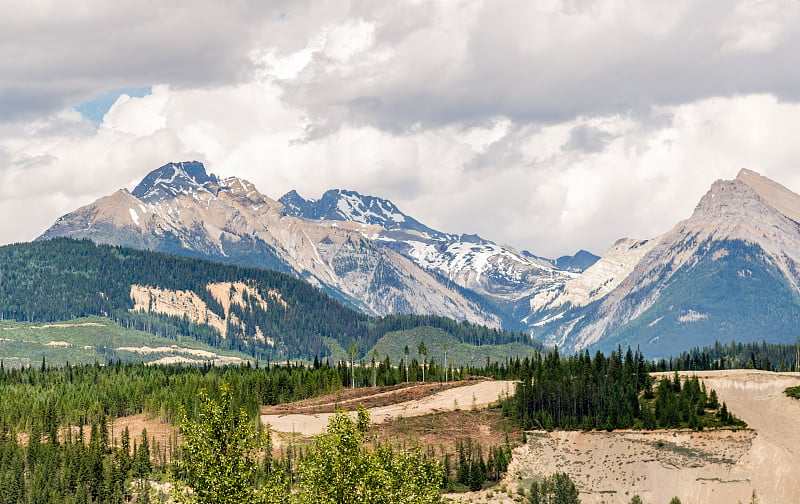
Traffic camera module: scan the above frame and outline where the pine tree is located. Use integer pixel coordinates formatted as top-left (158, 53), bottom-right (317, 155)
top-left (134, 429), bottom-right (152, 478)
top-left (527, 472), bottom-right (580, 504)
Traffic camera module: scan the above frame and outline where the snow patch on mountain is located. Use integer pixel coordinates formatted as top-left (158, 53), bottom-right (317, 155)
top-left (279, 189), bottom-right (449, 240)
top-left (678, 310), bottom-right (708, 323)
top-left (132, 161), bottom-right (219, 203)
top-left (406, 240), bottom-right (551, 279)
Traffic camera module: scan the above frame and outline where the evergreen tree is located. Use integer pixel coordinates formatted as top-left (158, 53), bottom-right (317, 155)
top-left (134, 429), bottom-right (152, 479)
top-left (527, 472), bottom-right (580, 504)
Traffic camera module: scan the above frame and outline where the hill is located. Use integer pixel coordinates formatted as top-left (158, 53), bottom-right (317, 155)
top-left (368, 326), bottom-right (541, 368)
top-left (0, 317), bottom-right (251, 368)
top-left (0, 238), bottom-right (540, 363)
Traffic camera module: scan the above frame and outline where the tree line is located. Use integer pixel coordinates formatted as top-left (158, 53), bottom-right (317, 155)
top-left (0, 414), bottom-right (157, 504)
top-left (658, 340), bottom-right (800, 372)
top-left (502, 348), bottom-right (744, 430)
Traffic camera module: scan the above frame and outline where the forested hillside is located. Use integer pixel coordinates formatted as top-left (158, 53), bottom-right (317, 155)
top-left (0, 239), bottom-right (537, 362)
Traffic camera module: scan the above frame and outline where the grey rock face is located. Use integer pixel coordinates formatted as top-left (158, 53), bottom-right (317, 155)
top-left (531, 169), bottom-right (800, 357)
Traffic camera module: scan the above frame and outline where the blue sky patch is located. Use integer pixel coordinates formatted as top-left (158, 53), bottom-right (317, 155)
top-left (76, 86), bottom-right (152, 123)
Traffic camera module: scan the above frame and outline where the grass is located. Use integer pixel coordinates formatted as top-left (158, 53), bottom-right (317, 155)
top-left (786, 386), bottom-right (800, 399)
top-left (0, 316), bottom-right (252, 368)
top-left (367, 326), bottom-right (541, 366)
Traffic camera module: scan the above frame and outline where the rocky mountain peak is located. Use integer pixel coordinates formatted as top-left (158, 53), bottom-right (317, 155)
top-left (554, 249), bottom-right (601, 273)
top-left (132, 161), bottom-right (219, 203)
top-left (279, 188), bottom-right (405, 223)
top-left (685, 169), bottom-right (800, 242)
top-left (734, 168), bottom-right (800, 224)
top-left (279, 188), bottom-right (449, 239)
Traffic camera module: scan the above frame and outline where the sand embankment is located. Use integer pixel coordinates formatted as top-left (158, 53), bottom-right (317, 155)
top-left (459, 370), bottom-right (800, 504)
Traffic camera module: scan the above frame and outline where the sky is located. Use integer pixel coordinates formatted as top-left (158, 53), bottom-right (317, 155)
top-left (3, 0), bottom-right (800, 258)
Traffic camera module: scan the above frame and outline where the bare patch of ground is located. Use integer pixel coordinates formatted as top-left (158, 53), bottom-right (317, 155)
top-left (109, 414), bottom-right (179, 464)
top-left (263, 379), bottom-right (485, 415)
top-left (450, 370), bottom-right (800, 504)
top-left (262, 379), bottom-right (515, 436)
top-left (373, 408), bottom-right (522, 459)
top-left (116, 344), bottom-right (246, 366)
top-left (29, 322), bottom-right (105, 329)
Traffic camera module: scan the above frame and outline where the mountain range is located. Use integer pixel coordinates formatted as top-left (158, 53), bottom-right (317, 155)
top-left (40, 161), bottom-right (589, 331)
top-left (38, 162), bottom-right (800, 357)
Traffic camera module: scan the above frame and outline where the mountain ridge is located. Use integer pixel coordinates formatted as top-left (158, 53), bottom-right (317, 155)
top-left (39, 162), bottom-right (520, 328)
top-left (531, 168), bottom-right (800, 356)
top-left (38, 160), bottom-right (800, 358)
top-left (40, 161), bottom-right (592, 331)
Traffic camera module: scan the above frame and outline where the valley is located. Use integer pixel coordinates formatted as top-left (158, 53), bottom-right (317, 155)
top-left (3, 164), bottom-right (800, 502)
top-left (7, 2), bottom-right (800, 501)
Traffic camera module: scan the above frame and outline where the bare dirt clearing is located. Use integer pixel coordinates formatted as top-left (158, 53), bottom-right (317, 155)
top-left (262, 379), bottom-right (483, 414)
top-left (110, 414), bottom-right (179, 464)
top-left (450, 370), bottom-right (800, 504)
top-left (375, 408), bottom-right (522, 458)
top-left (261, 379), bottom-right (515, 436)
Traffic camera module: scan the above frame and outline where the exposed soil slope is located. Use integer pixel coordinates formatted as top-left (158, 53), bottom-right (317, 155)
top-left (261, 379), bottom-right (515, 435)
top-left (452, 370), bottom-right (800, 504)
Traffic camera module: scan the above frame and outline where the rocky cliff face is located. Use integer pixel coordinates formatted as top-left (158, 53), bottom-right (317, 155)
top-left (533, 169), bottom-right (800, 356)
top-left (39, 162), bottom-right (501, 327)
top-left (279, 188), bottom-right (576, 325)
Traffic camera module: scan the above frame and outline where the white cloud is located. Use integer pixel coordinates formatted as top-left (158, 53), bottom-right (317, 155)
top-left (3, 0), bottom-right (800, 259)
top-left (102, 86), bottom-right (169, 136)
top-left (721, 0), bottom-right (800, 53)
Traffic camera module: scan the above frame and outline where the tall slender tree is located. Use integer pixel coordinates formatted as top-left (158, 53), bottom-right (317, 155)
top-left (418, 341), bottom-right (428, 383)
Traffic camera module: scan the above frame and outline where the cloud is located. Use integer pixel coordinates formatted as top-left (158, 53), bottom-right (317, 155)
top-left (0, 0), bottom-right (296, 122)
top-left (5, 82), bottom-right (800, 259)
top-left (3, 0), bottom-right (800, 260)
top-left (76, 86), bottom-right (152, 123)
top-left (4, 0), bottom-right (800, 131)
top-left (271, 0), bottom-right (800, 132)
top-left (562, 125), bottom-right (616, 153)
